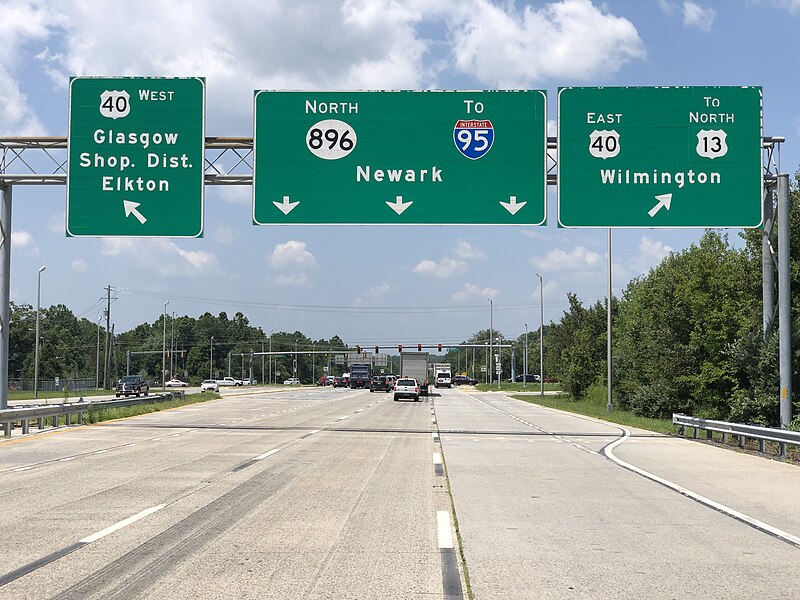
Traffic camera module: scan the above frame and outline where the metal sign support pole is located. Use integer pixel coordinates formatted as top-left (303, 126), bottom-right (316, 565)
top-left (0, 184), bottom-right (11, 410)
top-left (777, 173), bottom-right (792, 427)
top-left (607, 228), bottom-right (613, 413)
top-left (763, 184), bottom-right (776, 336)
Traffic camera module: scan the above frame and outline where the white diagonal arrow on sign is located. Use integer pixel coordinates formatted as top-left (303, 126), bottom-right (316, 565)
top-left (386, 195), bottom-right (413, 215)
top-left (273, 195), bottom-right (300, 215)
top-left (123, 200), bottom-right (147, 225)
top-left (648, 193), bottom-right (672, 218)
top-left (499, 195), bottom-right (526, 215)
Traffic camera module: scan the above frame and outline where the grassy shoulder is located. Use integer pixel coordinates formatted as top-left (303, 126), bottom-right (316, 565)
top-left (510, 384), bottom-right (676, 435)
top-left (474, 382), bottom-right (562, 393)
top-left (82, 392), bottom-right (218, 425)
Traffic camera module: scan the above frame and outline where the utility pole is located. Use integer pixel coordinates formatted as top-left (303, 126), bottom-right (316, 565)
top-left (104, 285), bottom-right (112, 389)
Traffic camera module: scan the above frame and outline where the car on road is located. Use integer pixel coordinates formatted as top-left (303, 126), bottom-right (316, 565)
top-left (217, 376), bottom-right (244, 386)
top-left (164, 378), bottom-right (188, 387)
top-left (333, 376), bottom-right (345, 387)
top-left (200, 379), bottom-right (219, 392)
top-left (393, 377), bottom-right (420, 402)
top-left (283, 377), bottom-right (300, 385)
top-left (370, 375), bottom-right (391, 393)
top-left (513, 374), bottom-right (540, 383)
top-left (115, 375), bottom-right (149, 398)
top-left (452, 375), bottom-right (478, 386)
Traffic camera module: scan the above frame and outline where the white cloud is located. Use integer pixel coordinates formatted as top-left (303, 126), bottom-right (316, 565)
top-left (217, 186), bottom-right (250, 205)
top-left (35, 0), bottom-right (436, 133)
top-left (101, 238), bottom-right (222, 278)
top-left (0, 2), bottom-right (53, 135)
top-left (71, 259), bottom-right (87, 272)
top-left (274, 273), bottom-right (309, 287)
top-left (413, 239), bottom-right (484, 278)
top-left (209, 223), bottom-right (236, 244)
top-left (657, 0), bottom-right (680, 15)
top-left (354, 282), bottom-right (396, 306)
top-left (269, 240), bottom-right (316, 270)
top-left (632, 236), bottom-right (673, 272)
top-left (659, 1), bottom-right (717, 29)
top-left (413, 257), bottom-right (467, 279)
top-left (449, 0), bottom-right (645, 86)
top-left (530, 246), bottom-right (602, 271)
top-left (747, 1), bottom-right (800, 15)
top-left (451, 239), bottom-right (486, 260)
top-left (683, 2), bottom-right (716, 30)
top-left (365, 283), bottom-right (395, 298)
top-left (11, 231), bottom-right (39, 254)
top-left (452, 282), bottom-right (499, 303)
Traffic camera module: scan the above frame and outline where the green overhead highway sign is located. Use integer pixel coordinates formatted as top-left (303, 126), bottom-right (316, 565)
top-left (253, 90), bottom-right (547, 225)
top-left (557, 86), bottom-right (762, 228)
top-left (67, 77), bottom-right (205, 237)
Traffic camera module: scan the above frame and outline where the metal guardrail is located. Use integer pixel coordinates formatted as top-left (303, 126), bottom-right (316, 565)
top-left (673, 413), bottom-right (800, 458)
top-left (1, 392), bottom-right (185, 437)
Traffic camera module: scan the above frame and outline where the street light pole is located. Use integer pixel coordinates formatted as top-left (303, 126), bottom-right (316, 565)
top-left (210, 336), bottom-right (214, 380)
top-left (524, 323), bottom-right (528, 388)
top-left (488, 298), bottom-right (493, 386)
top-left (269, 330), bottom-right (273, 385)
top-left (536, 272), bottom-right (544, 397)
top-left (162, 300), bottom-right (169, 388)
top-left (34, 265), bottom-right (45, 399)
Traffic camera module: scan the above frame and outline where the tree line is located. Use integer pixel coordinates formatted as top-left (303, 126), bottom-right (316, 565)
top-left (514, 179), bottom-right (799, 427)
top-left (8, 306), bottom-right (349, 387)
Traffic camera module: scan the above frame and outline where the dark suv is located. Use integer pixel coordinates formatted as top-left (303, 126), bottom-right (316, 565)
top-left (370, 375), bottom-right (391, 393)
top-left (116, 375), bottom-right (150, 398)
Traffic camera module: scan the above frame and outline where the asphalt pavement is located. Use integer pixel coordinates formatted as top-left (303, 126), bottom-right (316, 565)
top-left (1, 385), bottom-right (798, 598)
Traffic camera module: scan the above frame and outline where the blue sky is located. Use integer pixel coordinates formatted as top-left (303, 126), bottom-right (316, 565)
top-left (2, 0), bottom-right (797, 347)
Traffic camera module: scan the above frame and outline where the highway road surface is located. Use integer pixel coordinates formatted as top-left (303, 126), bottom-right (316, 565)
top-left (1, 386), bottom-right (798, 599)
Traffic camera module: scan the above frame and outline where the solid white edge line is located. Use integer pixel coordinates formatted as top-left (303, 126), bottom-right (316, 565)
top-left (309, 429), bottom-right (321, 435)
top-left (80, 504), bottom-right (165, 544)
top-left (604, 430), bottom-right (800, 549)
top-left (255, 448), bottom-right (282, 461)
top-left (13, 466), bottom-right (33, 472)
top-left (433, 452), bottom-right (442, 465)
top-left (437, 511), bottom-right (454, 549)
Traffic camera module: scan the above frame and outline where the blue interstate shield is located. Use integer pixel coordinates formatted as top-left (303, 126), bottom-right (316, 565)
top-left (453, 119), bottom-right (494, 160)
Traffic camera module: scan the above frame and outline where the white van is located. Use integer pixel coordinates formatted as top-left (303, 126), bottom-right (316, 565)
top-left (435, 371), bottom-right (452, 388)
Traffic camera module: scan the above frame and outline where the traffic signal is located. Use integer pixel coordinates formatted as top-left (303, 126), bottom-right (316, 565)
top-left (437, 344), bottom-right (442, 352)
top-left (398, 344), bottom-right (403, 352)
top-left (417, 343), bottom-right (422, 351)
top-left (375, 346), bottom-right (379, 354)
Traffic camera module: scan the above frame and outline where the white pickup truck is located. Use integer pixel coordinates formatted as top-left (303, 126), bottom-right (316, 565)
top-left (216, 376), bottom-right (244, 386)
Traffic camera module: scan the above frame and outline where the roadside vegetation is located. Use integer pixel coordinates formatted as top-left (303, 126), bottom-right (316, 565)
top-left (82, 392), bottom-right (218, 424)
top-left (473, 382), bottom-right (562, 393)
top-left (511, 384), bottom-right (675, 435)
